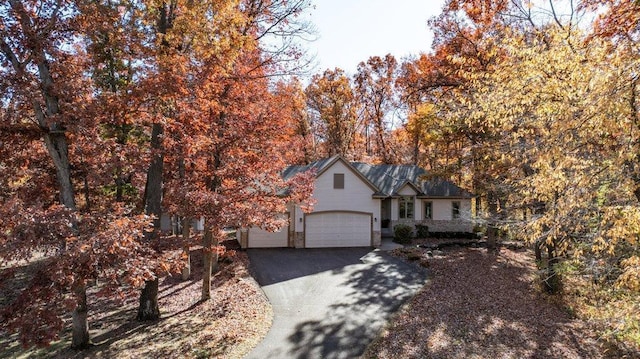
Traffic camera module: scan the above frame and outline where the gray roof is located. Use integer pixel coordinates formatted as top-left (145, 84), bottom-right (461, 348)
top-left (285, 156), bottom-right (473, 198)
top-left (282, 157), bottom-right (335, 181)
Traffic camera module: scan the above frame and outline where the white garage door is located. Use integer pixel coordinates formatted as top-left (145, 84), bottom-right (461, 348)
top-left (305, 212), bottom-right (372, 248)
top-left (248, 215), bottom-right (290, 249)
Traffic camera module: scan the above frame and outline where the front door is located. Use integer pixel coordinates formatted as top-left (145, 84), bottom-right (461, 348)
top-left (381, 198), bottom-right (392, 228)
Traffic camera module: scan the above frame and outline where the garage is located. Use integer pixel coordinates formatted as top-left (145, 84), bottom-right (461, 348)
top-left (305, 211), bottom-right (372, 248)
top-left (247, 226), bottom-right (288, 248)
top-left (247, 214), bottom-right (290, 248)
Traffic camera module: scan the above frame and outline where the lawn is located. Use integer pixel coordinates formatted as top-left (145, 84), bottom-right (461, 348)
top-left (0, 240), bottom-right (271, 359)
top-left (364, 242), bottom-right (638, 359)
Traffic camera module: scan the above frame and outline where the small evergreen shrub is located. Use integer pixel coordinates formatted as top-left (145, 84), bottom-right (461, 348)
top-left (393, 224), bottom-right (414, 244)
top-left (416, 224), bottom-right (429, 238)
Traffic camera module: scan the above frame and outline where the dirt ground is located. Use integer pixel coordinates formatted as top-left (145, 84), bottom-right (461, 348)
top-left (364, 243), bottom-right (634, 359)
top-left (0, 241), bottom-right (271, 359)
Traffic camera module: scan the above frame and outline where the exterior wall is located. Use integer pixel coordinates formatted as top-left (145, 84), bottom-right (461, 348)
top-left (193, 217), bottom-right (204, 231)
top-left (391, 185), bottom-right (420, 232)
top-left (417, 219), bottom-right (473, 232)
top-left (398, 185), bottom-right (421, 220)
top-left (420, 198), bottom-right (474, 232)
top-left (398, 185), bottom-right (417, 196)
top-left (390, 198), bottom-right (474, 233)
top-left (160, 214), bottom-right (172, 232)
top-left (292, 205), bottom-right (305, 248)
top-left (425, 198), bottom-right (472, 221)
top-left (237, 228), bottom-right (248, 248)
top-left (293, 232), bottom-right (305, 248)
top-left (294, 205), bottom-right (305, 233)
top-left (241, 213), bottom-right (291, 249)
top-left (372, 230), bottom-right (382, 247)
top-left (310, 160), bottom-right (380, 232)
top-left (160, 214), bottom-right (204, 233)
top-left (390, 198), bottom-right (398, 221)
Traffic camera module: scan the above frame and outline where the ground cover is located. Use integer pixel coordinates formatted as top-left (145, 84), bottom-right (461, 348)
top-left (0, 239), bottom-right (271, 359)
top-left (365, 241), bottom-right (638, 358)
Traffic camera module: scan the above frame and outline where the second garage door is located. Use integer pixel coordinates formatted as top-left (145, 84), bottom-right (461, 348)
top-left (247, 226), bottom-right (288, 248)
top-left (305, 211), bottom-right (372, 248)
top-left (247, 213), bottom-right (290, 248)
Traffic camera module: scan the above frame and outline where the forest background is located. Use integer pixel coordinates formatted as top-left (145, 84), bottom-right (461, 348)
top-left (1, 0), bottom-right (638, 353)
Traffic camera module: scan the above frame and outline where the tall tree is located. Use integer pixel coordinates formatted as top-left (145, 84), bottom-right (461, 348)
top-left (305, 68), bottom-right (362, 158)
top-left (0, 0), bottom-right (167, 347)
top-left (152, 0), bottom-right (316, 301)
top-left (1, 0), bottom-right (89, 347)
top-left (355, 54), bottom-right (399, 163)
top-left (160, 47), bottom-right (315, 300)
top-left (276, 79), bottom-right (318, 164)
top-left (133, 0), bottom-right (252, 319)
top-left (409, 0), bottom-right (640, 294)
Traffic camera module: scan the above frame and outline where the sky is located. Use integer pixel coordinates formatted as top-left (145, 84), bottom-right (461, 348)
top-left (303, 0), bottom-right (446, 75)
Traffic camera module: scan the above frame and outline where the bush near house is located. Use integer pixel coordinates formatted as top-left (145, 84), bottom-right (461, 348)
top-left (393, 224), bottom-right (414, 244)
top-left (428, 231), bottom-right (477, 239)
top-left (415, 224), bottom-right (429, 238)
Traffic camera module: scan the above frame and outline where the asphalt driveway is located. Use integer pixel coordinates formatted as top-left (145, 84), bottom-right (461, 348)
top-left (244, 247), bottom-right (428, 359)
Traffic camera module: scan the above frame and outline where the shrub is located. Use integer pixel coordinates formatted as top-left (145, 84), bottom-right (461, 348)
top-left (393, 224), bottom-right (414, 244)
top-left (472, 224), bottom-right (485, 235)
top-left (415, 224), bottom-right (429, 238)
top-left (428, 231), bottom-right (477, 239)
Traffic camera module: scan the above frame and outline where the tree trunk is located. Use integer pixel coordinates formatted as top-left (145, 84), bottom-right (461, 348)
top-left (138, 122), bottom-right (164, 319)
top-left (71, 283), bottom-right (90, 349)
top-left (212, 233), bottom-right (220, 275)
top-left (181, 217), bottom-right (191, 280)
top-left (202, 228), bottom-right (213, 301)
top-left (43, 132), bottom-right (76, 208)
top-left (544, 243), bottom-right (561, 294)
top-left (143, 123), bottom-right (164, 230)
top-left (534, 239), bottom-right (542, 265)
top-left (487, 226), bottom-right (499, 250)
top-left (30, 24), bottom-right (88, 346)
top-left (486, 191), bottom-right (499, 250)
top-left (137, 279), bottom-right (160, 320)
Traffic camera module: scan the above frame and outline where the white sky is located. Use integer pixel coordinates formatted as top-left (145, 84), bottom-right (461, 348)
top-left (304, 0), bottom-right (446, 75)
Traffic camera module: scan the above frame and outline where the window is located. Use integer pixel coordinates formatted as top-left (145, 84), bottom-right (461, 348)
top-left (399, 196), bottom-right (414, 219)
top-left (424, 201), bottom-right (432, 220)
top-left (333, 173), bottom-right (344, 189)
top-left (452, 201), bottom-right (461, 219)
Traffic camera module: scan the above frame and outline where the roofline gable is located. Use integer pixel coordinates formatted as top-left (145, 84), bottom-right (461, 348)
top-left (394, 180), bottom-right (423, 196)
top-left (315, 155), bottom-right (381, 193)
top-left (286, 156), bottom-right (475, 199)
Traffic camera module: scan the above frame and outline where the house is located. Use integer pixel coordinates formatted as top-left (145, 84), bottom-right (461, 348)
top-left (238, 155), bottom-right (474, 249)
top-left (160, 215), bottom-right (205, 233)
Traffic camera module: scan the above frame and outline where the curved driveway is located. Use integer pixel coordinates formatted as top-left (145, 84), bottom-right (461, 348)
top-left (245, 247), bottom-right (428, 359)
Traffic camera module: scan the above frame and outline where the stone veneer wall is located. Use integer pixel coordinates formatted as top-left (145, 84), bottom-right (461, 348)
top-left (390, 219), bottom-right (474, 234)
top-left (419, 219), bottom-right (474, 233)
top-left (294, 232), bottom-right (305, 248)
top-left (372, 231), bottom-right (381, 247)
top-left (238, 229), bottom-right (248, 249)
